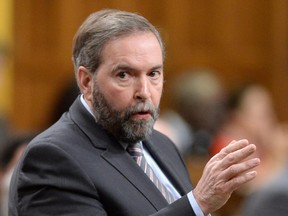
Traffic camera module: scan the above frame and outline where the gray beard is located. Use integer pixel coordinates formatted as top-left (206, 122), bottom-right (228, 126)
top-left (91, 84), bottom-right (159, 144)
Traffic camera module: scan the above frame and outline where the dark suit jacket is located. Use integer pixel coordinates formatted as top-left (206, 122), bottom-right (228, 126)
top-left (9, 97), bottom-right (196, 216)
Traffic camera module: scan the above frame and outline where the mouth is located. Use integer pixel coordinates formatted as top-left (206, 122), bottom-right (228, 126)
top-left (132, 110), bottom-right (152, 120)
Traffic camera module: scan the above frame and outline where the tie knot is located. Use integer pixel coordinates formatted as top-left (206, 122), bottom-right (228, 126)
top-left (127, 143), bottom-right (143, 157)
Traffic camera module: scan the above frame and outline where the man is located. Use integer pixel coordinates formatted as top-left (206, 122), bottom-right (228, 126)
top-left (9, 9), bottom-right (260, 216)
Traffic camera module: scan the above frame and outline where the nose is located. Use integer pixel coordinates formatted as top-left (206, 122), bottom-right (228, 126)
top-left (134, 76), bottom-right (151, 101)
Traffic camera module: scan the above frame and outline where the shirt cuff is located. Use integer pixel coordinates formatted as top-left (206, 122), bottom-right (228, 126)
top-left (187, 191), bottom-right (211, 216)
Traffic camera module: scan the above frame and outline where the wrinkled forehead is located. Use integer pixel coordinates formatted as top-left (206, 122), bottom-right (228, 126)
top-left (100, 32), bottom-right (164, 67)
top-left (105, 30), bottom-right (164, 56)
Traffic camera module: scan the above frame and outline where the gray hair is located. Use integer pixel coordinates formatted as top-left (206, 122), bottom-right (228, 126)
top-left (72, 9), bottom-right (165, 78)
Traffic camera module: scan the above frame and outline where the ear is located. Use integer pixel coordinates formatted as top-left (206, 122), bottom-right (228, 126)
top-left (77, 66), bottom-right (94, 103)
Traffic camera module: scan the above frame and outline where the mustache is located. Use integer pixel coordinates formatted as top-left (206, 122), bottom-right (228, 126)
top-left (124, 102), bottom-right (159, 119)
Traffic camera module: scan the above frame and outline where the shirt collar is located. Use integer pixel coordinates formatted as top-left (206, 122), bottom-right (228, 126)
top-left (80, 94), bottom-right (95, 117)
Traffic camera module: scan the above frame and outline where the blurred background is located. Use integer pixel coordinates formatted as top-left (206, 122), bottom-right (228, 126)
top-left (1, 0), bottom-right (287, 131)
top-left (0, 1), bottom-right (288, 216)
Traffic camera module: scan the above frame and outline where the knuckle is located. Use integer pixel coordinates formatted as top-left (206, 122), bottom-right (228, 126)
top-left (226, 154), bottom-right (235, 163)
top-left (226, 178), bottom-right (240, 192)
top-left (210, 166), bottom-right (218, 177)
top-left (231, 176), bottom-right (240, 186)
top-left (227, 165), bottom-right (237, 176)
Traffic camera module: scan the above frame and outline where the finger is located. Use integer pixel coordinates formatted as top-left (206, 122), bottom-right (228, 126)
top-left (211, 139), bottom-right (249, 162)
top-left (218, 157), bottom-right (260, 181)
top-left (224, 170), bottom-right (258, 192)
top-left (220, 144), bottom-right (257, 169)
top-left (223, 139), bottom-right (249, 154)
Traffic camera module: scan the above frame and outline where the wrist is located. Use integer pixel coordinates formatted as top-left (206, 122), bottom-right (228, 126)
top-left (192, 189), bottom-right (210, 216)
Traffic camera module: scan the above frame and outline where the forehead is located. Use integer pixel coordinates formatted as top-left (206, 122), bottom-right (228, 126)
top-left (101, 32), bottom-right (163, 65)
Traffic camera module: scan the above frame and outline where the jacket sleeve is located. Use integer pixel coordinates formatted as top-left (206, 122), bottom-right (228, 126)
top-left (10, 143), bottom-right (108, 216)
top-left (151, 195), bottom-right (196, 216)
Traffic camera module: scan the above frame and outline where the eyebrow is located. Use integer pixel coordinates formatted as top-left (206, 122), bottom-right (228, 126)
top-left (112, 63), bottom-right (163, 72)
top-left (150, 65), bottom-right (163, 71)
top-left (112, 64), bottom-right (133, 72)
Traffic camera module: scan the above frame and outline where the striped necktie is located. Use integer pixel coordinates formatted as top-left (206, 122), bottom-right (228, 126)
top-left (127, 142), bottom-right (176, 204)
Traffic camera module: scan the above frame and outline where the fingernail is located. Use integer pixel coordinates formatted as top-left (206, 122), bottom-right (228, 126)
top-left (253, 158), bottom-right (260, 165)
top-left (248, 171), bottom-right (257, 177)
top-left (248, 144), bottom-right (256, 152)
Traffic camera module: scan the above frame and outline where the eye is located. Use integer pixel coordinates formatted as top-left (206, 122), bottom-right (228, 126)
top-left (149, 70), bottom-right (161, 79)
top-left (117, 71), bottom-right (129, 79)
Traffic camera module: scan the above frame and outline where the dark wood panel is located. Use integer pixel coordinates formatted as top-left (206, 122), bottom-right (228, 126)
top-left (11, 0), bottom-right (288, 130)
top-left (270, 0), bottom-right (288, 120)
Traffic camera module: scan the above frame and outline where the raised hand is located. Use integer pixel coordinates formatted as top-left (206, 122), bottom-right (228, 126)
top-left (193, 139), bottom-right (260, 215)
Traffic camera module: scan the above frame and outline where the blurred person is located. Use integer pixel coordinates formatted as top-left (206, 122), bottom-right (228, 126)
top-left (154, 110), bottom-right (193, 156)
top-left (9, 9), bottom-right (260, 216)
top-left (239, 124), bottom-right (288, 216)
top-left (210, 83), bottom-right (287, 195)
top-left (155, 70), bottom-right (227, 156)
top-left (208, 83), bottom-right (288, 216)
top-left (0, 133), bottom-right (35, 216)
top-left (210, 84), bottom-right (277, 155)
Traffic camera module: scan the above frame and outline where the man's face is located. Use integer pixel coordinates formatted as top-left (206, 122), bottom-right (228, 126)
top-left (91, 32), bottom-right (164, 143)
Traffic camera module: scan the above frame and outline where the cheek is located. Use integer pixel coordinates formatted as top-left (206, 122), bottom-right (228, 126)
top-left (115, 94), bottom-right (132, 109)
top-left (102, 87), bottom-right (133, 110)
top-left (152, 84), bottom-right (163, 105)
